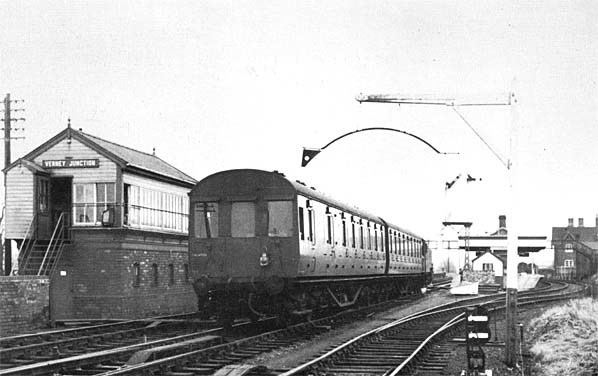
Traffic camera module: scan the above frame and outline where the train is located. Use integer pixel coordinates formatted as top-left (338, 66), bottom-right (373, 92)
top-left (189, 169), bottom-right (432, 322)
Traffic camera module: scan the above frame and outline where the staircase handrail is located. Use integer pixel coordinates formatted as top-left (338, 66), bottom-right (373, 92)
top-left (39, 212), bottom-right (64, 275)
top-left (14, 213), bottom-right (37, 274)
top-left (43, 217), bottom-right (67, 276)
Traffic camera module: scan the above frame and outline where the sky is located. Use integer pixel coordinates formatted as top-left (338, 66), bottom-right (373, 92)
top-left (1, 1), bottom-right (597, 240)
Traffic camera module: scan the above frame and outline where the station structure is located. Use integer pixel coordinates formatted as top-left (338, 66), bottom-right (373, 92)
top-left (2, 124), bottom-right (197, 320)
top-left (432, 215), bottom-right (548, 286)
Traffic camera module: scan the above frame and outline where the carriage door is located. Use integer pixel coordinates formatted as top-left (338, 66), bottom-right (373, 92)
top-left (50, 177), bottom-right (72, 239)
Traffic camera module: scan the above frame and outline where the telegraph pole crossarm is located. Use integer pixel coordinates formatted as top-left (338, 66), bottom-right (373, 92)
top-left (356, 93), bottom-right (512, 106)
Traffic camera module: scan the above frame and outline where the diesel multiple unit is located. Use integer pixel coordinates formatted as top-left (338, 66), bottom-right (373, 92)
top-left (189, 169), bottom-right (431, 321)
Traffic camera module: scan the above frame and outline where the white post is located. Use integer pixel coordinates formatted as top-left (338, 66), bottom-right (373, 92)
top-left (505, 90), bottom-right (519, 366)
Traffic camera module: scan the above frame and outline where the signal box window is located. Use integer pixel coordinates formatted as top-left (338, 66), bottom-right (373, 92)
top-left (232, 202), bottom-right (256, 237)
top-left (482, 263), bottom-right (494, 271)
top-left (195, 202), bottom-right (219, 238)
top-left (38, 179), bottom-right (49, 213)
top-left (564, 259), bottom-right (574, 267)
top-left (184, 263), bottom-right (189, 282)
top-left (168, 264), bottom-right (175, 285)
top-left (152, 263), bottom-right (159, 286)
top-left (133, 262), bottom-right (141, 287)
top-left (74, 183), bottom-right (115, 225)
top-left (268, 201), bottom-right (293, 237)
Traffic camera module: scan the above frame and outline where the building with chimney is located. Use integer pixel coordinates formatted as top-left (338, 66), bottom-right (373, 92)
top-left (551, 217), bottom-right (598, 280)
top-left (431, 215), bottom-right (549, 285)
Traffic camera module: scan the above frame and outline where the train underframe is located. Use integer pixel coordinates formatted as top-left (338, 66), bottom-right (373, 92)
top-left (194, 273), bottom-right (429, 324)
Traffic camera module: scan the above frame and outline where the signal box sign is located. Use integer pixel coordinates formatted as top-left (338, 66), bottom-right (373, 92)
top-left (42, 159), bottom-right (100, 169)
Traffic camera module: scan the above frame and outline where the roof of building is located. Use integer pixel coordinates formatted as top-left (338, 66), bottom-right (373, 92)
top-left (552, 225), bottom-right (598, 243)
top-left (22, 159), bottom-right (48, 174)
top-left (6, 127), bottom-right (197, 186)
top-left (580, 241), bottom-right (598, 250)
top-left (472, 250), bottom-right (505, 264)
top-left (78, 130), bottom-right (197, 185)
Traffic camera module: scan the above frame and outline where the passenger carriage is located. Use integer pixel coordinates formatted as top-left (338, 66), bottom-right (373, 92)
top-left (189, 169), bottom-right (429, 321)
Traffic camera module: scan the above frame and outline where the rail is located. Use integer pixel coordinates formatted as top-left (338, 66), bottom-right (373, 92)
top-left (386, 283), bottom-right (588, 375)
top-left (280, 281), bottom-right (585, 376)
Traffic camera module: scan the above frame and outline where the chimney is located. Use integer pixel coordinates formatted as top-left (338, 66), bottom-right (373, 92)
top-left (568, 218), bottom-right (574, 227)
top-left (578, 218), bottom-right (584, 227)
top-left (499, 215), bottom-right (506, 229)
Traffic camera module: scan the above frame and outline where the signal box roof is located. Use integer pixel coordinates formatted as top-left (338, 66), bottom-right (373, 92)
top-left (6, 126), bottom-right (197, 186)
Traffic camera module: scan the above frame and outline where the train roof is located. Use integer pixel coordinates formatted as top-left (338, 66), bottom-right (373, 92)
top-left (194, 169), bottom-right (421, 239)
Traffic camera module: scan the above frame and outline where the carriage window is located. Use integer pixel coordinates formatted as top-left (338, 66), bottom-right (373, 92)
top-left (194, 202), bottom-right (219, 238)
top-left (359, 223), bottom-right (364, 249)
top-left (308, 208), bottom-right (315, 244)
top-left (367, 224), bottom-right (372, 250)
top-left (326, 210), bottom-right (333, 244)
top-left (351, 220), bottom-right (356, 248)
top-left (374, 226), bottom-right (378, 251)
top-left (268, 201), bottom-right (293, 237)
top-left (298, 207), bottom-right (305, 240)
top-left (232, 202), bottom-right (256, 237)
top-left (342, 217), bottom-right (347, 246)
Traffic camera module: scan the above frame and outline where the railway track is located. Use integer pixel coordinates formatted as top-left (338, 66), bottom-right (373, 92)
top-left (0, 317), bottom-right (220, 369)
top-left (0, 293), bottom-right (423, 376)
top-left (2, 280), bottom-right (579, 376)
top-left (281, 280), bottom-right (587, 376)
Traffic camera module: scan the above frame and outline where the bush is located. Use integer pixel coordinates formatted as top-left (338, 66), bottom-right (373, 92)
top-left (527, 298), bottom-right (597, 376)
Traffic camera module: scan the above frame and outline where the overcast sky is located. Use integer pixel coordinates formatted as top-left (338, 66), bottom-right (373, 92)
top-left (2, 1), bottom-right (597, 239)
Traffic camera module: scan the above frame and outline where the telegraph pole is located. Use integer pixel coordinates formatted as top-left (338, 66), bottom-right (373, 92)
top-left (354, 91), bottom-right (519, 367)
top-left (4, 94), bottom-right (11, 177)
top-left (3, 94), bottom-right (10, 276)
top-left (2, 93), bottom-right (25, 275)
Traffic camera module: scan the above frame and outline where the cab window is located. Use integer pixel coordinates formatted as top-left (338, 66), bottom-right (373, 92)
top-left (194, 202), bottom-right (219, 238)
top-left (232, 202), bottom-right (255, 237)
top-left (268, 201), bottom-right (294, 237)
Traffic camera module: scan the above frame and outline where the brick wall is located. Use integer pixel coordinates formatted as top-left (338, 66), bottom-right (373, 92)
top-left (0, 276), bottom-right (50, 336)
top-left (54, 228), bottom-right (197, 319)
top-left (463, 270), bottom-right (496, 284)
